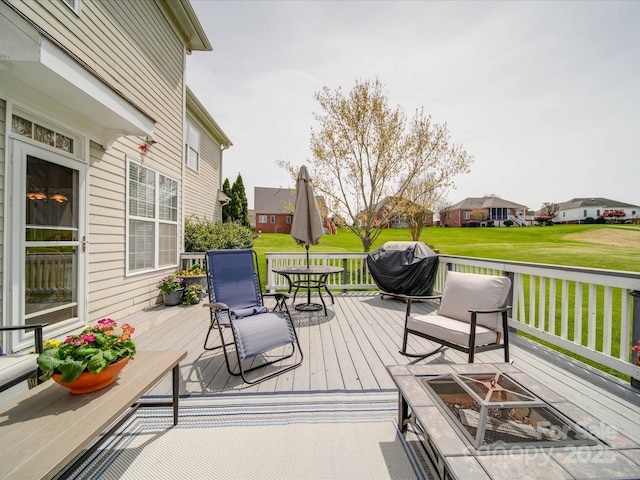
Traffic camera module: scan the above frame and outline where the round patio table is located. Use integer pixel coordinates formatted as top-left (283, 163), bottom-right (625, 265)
top-left (273, 265), bottom-right (343, 315)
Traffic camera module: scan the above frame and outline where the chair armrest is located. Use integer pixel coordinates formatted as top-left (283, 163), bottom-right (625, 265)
top-left (405, 294), bottom-right (442, 317)
top-left (263, 292), bottom-right (290, 300)
top-left (468, 306), bottom-right (512, 315)
top-left (202, 302), bottom-right (229, 312)
top-left (0, 324), bottom-right (47, 354)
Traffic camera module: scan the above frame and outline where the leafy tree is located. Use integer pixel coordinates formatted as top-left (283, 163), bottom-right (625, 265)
top-left (281, 78), bottom-right (472, 252)
top-left (470, 208), bottom-right (489, 223)
top-left (231, 174), bottom-right (250, 227)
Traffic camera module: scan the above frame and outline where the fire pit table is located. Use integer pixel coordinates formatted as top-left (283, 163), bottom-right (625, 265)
top-left (387, 362), bottom-right (640, 480)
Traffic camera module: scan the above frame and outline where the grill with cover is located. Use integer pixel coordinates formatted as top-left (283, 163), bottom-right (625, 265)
top-left (366, 241), bottom-right (439, 297)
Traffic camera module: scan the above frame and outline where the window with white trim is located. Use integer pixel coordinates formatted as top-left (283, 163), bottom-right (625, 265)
top-left (258, 215), bottom-right (267, 224)
top-left (127, 159), bottom-right (179, 273)
top-left (185, 121), bottom-right (200, 171)
top-left (61, 0), bottom-right (81, 14)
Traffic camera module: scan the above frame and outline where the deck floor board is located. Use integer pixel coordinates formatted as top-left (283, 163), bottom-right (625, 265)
top-left (121, 292), bottom-right (640, 440)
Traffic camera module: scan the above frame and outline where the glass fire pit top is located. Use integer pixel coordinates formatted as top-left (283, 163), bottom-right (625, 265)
top-left (421, 372), bottom-right (601, 449)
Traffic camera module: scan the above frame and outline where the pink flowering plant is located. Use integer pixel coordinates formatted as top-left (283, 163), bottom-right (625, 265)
top-left (37, 319), bottom-right (136, 382)
top-left (633, 339), bottom-right (640, 365)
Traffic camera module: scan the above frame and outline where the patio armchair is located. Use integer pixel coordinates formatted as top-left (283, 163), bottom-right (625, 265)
top-left (0, 324), bottom-right (47, 392)
top-left (203, 249), bottom-right (303, 384)
top-left (400, 271), bottom-right (511, 363)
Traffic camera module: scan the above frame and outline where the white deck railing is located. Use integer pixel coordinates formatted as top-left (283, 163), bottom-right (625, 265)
top-left (258, 251), bottom-right (640, 381)
top-left (181, 251), bottom-right (640, 380)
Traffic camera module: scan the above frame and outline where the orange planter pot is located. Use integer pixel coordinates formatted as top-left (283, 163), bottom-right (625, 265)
top-left (52, 356), bottom-right (130, 394)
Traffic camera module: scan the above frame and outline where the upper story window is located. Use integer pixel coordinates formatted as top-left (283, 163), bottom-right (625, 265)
top-left (185, 121), bottom-right (200, 171)
top-left (127, 159), bottom-right (179, 274)
top-left (61, 0), bottom-right (81, 15)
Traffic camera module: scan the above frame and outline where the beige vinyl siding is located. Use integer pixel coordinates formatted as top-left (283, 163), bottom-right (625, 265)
top-left (0, 100), bottom-right (5, 322)
top-left (5, 1), bottom-right (188, 320)
top-left (183, 113), bottom-right (223, 222)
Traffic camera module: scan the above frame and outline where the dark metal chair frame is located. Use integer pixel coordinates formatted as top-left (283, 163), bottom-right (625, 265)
top-left (0, 324), bottom-right (47, 392)
top-left (203, 249), bottom-right (303, 384)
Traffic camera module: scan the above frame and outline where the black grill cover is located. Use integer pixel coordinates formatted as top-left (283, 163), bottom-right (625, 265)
top-left (367, 241), bottom-right (439, 296)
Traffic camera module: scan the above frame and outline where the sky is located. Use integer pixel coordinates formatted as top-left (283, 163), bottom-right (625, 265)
top-left (185, 1), bottom-right (640, 212)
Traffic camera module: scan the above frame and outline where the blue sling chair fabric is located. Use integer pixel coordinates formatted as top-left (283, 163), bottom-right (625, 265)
top-left (204, 249), bottom-right (303, 384)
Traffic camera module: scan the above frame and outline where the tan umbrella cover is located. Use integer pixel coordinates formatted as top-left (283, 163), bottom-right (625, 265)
top-left (290, 166), bottom-right (324, 265)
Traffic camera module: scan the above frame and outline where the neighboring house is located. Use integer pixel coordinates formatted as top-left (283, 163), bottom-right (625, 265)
top-left (369, 196), bottom-right (434, 229)
top-left (554, 198), bottom-right (640, 224)
top-left (248, 209), bottom-right (256, 229)
top-left (254, 187), bottom-right (328, 234)
top-left (254, 187), bottom-right (296, 234)
top-left (0, 0), bottom-right (224, 354)
top-left (444, 195), bottom-right (528, 227)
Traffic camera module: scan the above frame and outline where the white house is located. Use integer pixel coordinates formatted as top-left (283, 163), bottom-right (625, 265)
top-left (0, 1), bottom-right (228, 355)
top-left (555, 198), bottom-right (640, 224)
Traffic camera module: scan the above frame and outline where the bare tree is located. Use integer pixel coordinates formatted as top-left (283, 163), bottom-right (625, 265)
top-left (535, 202), bottom-right (560, 225)
top-left (281, 79), bottom-right (472, 252)
top-left (436, 200), bottom-right (453, 227)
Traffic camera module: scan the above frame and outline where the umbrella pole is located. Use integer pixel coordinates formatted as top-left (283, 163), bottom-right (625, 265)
top-left (305, 244), bottom-right (310, 268)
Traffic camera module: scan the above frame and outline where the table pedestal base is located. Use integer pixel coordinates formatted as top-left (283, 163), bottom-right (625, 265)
top-left (295, 303), bottom-right (323, 312)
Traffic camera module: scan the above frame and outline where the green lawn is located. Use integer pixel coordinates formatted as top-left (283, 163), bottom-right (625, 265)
top-left (254, 224), bottom-right (640, 380)
top-left (254, 224), bottom-right (640, 273)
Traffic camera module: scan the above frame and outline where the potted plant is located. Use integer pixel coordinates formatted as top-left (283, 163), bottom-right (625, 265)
top-left (157, 275), bottom-right (184, 306)
top-left (36, 318), bottom-right (136, 394)
top-left (175, 263), bottom-right (207, 290)
top-left (183, 283), bottom-right (206, 305)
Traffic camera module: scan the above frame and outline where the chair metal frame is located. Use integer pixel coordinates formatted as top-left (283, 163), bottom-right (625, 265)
top-left (203, 249), bottom-right (303, 384)
top-left (0, 323), bottom-right (47, 392)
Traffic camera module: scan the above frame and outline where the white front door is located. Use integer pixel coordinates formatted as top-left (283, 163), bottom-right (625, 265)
top-left (9, 140), bottom-right (87, 347)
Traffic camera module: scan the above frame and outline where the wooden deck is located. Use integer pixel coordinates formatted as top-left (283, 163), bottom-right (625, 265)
top-left (126, 292), bottom-right (640, 441)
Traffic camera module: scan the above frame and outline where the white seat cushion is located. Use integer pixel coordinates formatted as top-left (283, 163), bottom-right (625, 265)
top-left (407, 314), bottom-right (499, 347)
top-left (437, 271), bottom-right (511, 332)
top-left (0, 354), bottom-right (37, 387)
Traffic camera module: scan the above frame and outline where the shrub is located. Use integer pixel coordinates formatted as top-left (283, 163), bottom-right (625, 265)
top-left (184, 217), bottom-right (253, 252)
top-left (464, 221), bottom-right (480, 228)
top-left (503, 220), bottom-right (514, 227)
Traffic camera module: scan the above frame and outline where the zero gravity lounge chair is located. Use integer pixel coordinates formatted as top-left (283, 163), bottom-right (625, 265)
top-left (203, 249), bottom-right (303, 384)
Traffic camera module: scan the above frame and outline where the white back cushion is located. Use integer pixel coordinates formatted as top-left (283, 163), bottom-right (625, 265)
top-left (438, 271), bottom-right (511, 331)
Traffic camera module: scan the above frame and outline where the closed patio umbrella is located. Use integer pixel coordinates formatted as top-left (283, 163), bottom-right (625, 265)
top-left (290, 165), bottom-right (324, 267)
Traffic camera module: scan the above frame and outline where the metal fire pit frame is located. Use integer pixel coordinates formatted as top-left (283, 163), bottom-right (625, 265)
top-left (420, 371), bottom-right (600, 450)
top-left (387, 363), bottom-right (640, 480)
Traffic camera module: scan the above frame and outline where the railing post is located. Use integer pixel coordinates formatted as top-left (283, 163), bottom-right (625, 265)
top-left (342, 258), bottom-right (348, 293)
top-left (631, 291), bottom-right (640, 388)
top-left (504, 271), bottom-right (515, 315)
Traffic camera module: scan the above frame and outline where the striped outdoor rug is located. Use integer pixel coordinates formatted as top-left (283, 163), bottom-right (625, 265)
top-left (64, 390), bottom-right (437, 480)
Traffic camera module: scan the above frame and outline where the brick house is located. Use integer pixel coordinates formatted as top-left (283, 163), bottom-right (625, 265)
top-left (443, 195), bottom-right (528, 227)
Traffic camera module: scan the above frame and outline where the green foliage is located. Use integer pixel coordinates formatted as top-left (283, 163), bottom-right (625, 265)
top-left (183, 284), bottom-right (205, 305)
top-left (594, 216), bottom-right (606, 224)
top-left (232, 174), bottom-right (250, 227)
top-left (184, 217), bottom-right (253, 252)
top-left (221, 178), bottom-right (232, 222)
top-left (503, 220), bottom-right (513, 227)
top-left (584, 217), bottom-right (595, 224)
top-left (156, 275), bottom-right (183, 293)
top-left (37, 319), bottom-right (136, 382)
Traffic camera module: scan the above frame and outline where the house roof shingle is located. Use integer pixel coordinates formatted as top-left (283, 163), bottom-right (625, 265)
top-left (557, 197), bottom-right (640, 210)
top-left (449, 195), bottom-right (527, 210)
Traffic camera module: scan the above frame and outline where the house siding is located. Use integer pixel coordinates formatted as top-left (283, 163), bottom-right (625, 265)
top-left (0, 100), bottom-right (4, 323)
top-left (6, 1), bottom-right (188, 321)
top-left (183, 112), bottom-right (223, 222)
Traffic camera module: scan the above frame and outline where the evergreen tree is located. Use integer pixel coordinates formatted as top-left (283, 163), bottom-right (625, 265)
top-left (221, 178), bottom-right (232, 222)
top-left (232, 174), bottom-right (250, 227)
